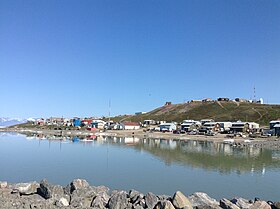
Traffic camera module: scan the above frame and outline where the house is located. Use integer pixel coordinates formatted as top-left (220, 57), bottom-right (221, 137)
top-left (120, 122), bottom-right (140, 130)
top-left (159, 123), bottom-right (177, 132)
top-left (82, 119), bottom-right (92, 127)
top-left (217, 98), bottom-right (230, 102)
top-left (269, 120), bottom-right (280, 129)
top-left (91, 120), bottom-right (106, 129)
top-left (235, 98), bottom-right (249, 103)
top-left (270, 120), bottom-right (280, 136)
top-left (143, 120), bottom-right (156, 126)
top-left (135, 112), bottom-right (147, 115)
top-left (230, 122), bottom-right (259, 133)
top-left (73, 118), bottom-right (81, 127)
top-left (218, 122), bottom-right (232, 132)
top-left (181, 120), bottom-right (201, 131)
top-left (202, 98), bottom-right (213, 102)
top-left (202, 122), bottom-right (221, 132)
top-left (274, 124), bottom-right (280, 136)
top-left (36, 118), bottom-right (45, 126)
top-left (200, 119), bottom-right (214, 125)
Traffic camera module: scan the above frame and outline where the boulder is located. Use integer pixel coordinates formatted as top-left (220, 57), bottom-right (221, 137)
top-left (129, 190), bottom-right (144, 205)
top-left (38, 179), bottom-right (65, 201)
top-left (274, 202), bottom-right (280, 209)
top-left (195, 205), bottom-right (223, 209)
top-left (145, 192), bottom-right (159, 208)
top-left (55, 197), bottom-right (69, 207)
top-left (155, 200), bottom-right (176, 209)
top-left (133, 205), bottom-right (144, 209)
top-left (231, 198), bottom-right (252, 209)
top-left (0, 181), bottom-right (7, 189)
top-left (108, 191), bottom-right (129, 209)
top-left (249, 201), bottom-right (271, 209)
top-left (12, 181), bottom-right (39, 195)
top-left (91, 192), bottom-right (110, 208)
top-left (70, 179), bottom-right (90, 192)
top-left (172, 191), bottom-right (193, 209)
top-left (70, 186), bottom-right (97, 208)
top-left (220, 198), bottom-right (240, 209)
top-left (188, 192), bottom-right (219, 207)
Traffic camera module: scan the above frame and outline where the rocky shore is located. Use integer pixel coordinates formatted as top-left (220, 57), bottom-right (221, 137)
top-left (0, 179), bottom-right (279, 209)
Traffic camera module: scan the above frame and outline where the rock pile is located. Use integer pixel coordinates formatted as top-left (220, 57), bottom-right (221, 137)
top-left (0, 179), bottom-right (279, 209)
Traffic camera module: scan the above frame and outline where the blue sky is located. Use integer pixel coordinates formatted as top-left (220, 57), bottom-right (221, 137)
top-left (0, 0), bottom-right (279, 118)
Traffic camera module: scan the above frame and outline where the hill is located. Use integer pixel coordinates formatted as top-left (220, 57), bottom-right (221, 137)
top-left (111, 101), bottom-right (280, 126)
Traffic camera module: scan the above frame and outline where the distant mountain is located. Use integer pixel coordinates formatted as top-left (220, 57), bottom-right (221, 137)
top-left (0, 117), bottom-right (28, 128)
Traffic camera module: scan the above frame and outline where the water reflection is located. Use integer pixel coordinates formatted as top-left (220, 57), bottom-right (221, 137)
top-left (21, 132), bottom-right (280, 175)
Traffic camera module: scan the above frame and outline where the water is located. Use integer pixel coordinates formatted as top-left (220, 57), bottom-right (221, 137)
top-left (0, 132), bottom-right (280, 201)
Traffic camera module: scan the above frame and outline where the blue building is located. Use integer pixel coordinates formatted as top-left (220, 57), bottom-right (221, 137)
top-left (73, 118), bottom-right (81, 127)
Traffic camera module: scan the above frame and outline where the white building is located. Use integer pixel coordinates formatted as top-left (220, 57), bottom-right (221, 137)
top-left (159, 123), bottom-right (177, 132)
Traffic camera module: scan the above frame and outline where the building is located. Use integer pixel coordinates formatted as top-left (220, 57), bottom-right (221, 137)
top-left (218, 122), bottom-right (232, 132)
top-left (143, 120), bottom-right (156, 126)
top-left (230, 122), bottom-right (259, 133)
top-left (135, 112), bottom-right (147, 115)
top-left (269, 120), bottom-right (280, 129)
top-left (181, 120), bottom-right (201, 131)
top-left (120, 122), bottom-right (140, 130)
top-left (274, 124), bottom-right (280, 136)
top-left (73, 118), bottom-right (81, 127)
top-left (159, 123), bottom-right (177, 132)
top-left (200, 119), bottom-right (214, 125)
top-left (235, 98), bottom-right (249, 103)
top-left (202, 122), bottom-right (221, 132)
top-left (91, 120), bottom-right (106, 129)
top-left (217, 98), bottom-right (230, 102)
top-left (202, 98), bottom-right (213, 102)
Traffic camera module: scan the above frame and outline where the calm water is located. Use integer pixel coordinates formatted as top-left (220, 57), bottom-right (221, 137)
top-left (0, 132), bottom-right (280, 201)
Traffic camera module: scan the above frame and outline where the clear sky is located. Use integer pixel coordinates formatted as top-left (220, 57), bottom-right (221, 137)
top-left (0, 0), bottom-right (279, 118)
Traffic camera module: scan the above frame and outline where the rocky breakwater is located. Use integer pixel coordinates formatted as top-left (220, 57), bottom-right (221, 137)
top-left (0, 179), bottom-right (280, 209)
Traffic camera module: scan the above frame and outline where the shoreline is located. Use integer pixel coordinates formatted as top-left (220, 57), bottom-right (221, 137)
top-left (0, 178), bottom-right (278, 209)
top-left (1, 127), bottom-right (280, 150)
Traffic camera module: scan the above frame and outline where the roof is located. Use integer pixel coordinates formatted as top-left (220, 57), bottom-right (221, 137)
top-left (122, 122), bottom-right (140, 126)
top-left (270, 121), bottom-right (280, 123)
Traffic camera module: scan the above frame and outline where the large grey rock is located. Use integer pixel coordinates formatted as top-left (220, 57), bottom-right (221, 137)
top-left (91, 192), bottom-right (110, 208)
top-left (70, 186), bottom-right (97, 208)
top-left (39, 179), bottom-right (64, 200)
top-left (108, 191), bottom-right (129, 209)
top-left (188, 192), bottom-right (219, 207)
top-left (172, 191), bottom-right (193, 209)
top-left (70, 178), bottom-right (90, 192)
top-left (55, 197), bottom-right (69, 207)
top-left (0, 181), bottom-right (7, 189)
top-left (155, 200), bottom-right (176, 209)
top-left (274, 202), bottom-right (280, 209)
top-left (231, 198), bottom-right (252, 209)
top-left (145, 192), bottom-right (159, 208)
top-left (195, 205), bottom-right (222, 209)
top-left (249, 201), bottom-right (271, 209)
top-left (133, 205), bottom-right (144, 209)
top-left (220, 198), bottom-right (240, 209)
top-left (12, 181), bottom-right (39, 195)
top-left (129, 190), bottom-right (144, 205)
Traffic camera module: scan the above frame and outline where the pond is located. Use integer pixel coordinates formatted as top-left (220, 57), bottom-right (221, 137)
top-left (0, 132), bottom-right (279, 201)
